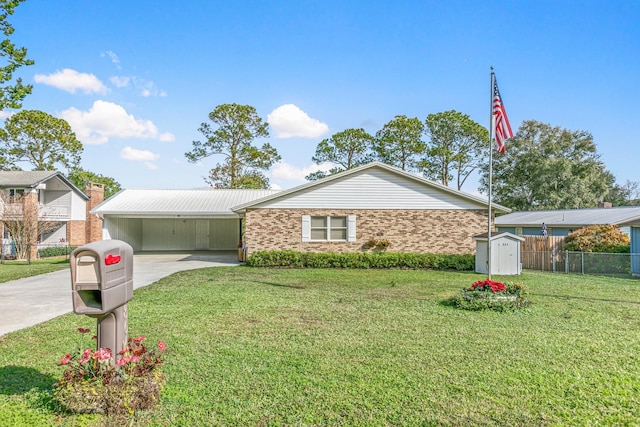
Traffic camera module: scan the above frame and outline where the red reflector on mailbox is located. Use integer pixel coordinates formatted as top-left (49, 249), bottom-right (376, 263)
top-left (105, 254), bottom-right (121, 265)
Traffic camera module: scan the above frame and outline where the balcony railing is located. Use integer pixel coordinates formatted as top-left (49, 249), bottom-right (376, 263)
top-left (38, 205), bottom-right (70, 220)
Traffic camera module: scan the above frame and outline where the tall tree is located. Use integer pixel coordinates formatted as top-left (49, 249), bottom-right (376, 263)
top-left (185, 103), bottom-right (280, 189)
top-left (0, 110), bottom-right (82, 171)
top-left (68, 167), bottom-right (122, 199)
top-left (423, 110), bottom-right (488, 190)
top-left (607, 180), bottom-right (640, 206)
top-left (373, 115), bottom-right (425, 171)
top-left (305, 128), bottom-right (374, 181)
top-left (0, 0), bottom-right (33, 110)
top-left (479, 120), bottom-right (615, 210)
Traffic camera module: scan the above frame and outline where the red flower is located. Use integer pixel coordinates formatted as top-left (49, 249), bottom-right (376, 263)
top-left (78, 348), bottom-right (92, 364)
top-left (96, 348), bottom-right (112, 362)
top-left (157, 340), bottom-right (167, 351)
top-left (469, 278), bottom-right (506, 293)
top-left (116, 357), bottom-right (128, 367)
top-left (59, 353), bottom-right (72, 365)
top-left (77, 327), bottom-right (90, 334)
top-left (133, 336), bottom-right (146, 344)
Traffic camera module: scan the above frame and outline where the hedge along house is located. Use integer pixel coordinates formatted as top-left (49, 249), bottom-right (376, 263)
top-left (232, 162), bottom-right (511, 257)
top-left (90, 189), bottom-right (279, 252)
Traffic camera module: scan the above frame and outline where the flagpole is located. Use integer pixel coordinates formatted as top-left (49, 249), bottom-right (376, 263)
top-left (487, 67), bottom-right (495, 280)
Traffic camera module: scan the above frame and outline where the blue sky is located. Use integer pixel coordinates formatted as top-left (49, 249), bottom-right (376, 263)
top-left (7, 0), bottom-right (640, 195)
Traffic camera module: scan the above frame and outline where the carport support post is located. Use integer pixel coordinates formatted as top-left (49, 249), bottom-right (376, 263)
top-left (95, 304), bottom-right (128, 357)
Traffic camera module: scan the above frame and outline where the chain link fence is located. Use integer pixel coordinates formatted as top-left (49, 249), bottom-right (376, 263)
top-left (522, 250), bottom-right (638, 279)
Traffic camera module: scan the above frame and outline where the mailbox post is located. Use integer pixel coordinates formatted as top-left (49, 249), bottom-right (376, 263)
top-left (70, 240), bottom-right (133, 356)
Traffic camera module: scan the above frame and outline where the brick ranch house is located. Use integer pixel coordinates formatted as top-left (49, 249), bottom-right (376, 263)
top-left (0, 171), bottom-right (104, 258)
top-left (92, 162), bottom-right (510, 256)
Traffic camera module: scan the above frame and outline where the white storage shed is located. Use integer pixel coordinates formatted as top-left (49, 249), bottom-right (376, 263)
top-left (473, 232), bottom-right (524, 276)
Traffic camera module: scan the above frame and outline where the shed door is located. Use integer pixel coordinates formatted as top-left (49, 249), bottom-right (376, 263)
top-left (494, 238), bottom-right (518, 275)
top-left (195, 220), bottom-right (210, 250)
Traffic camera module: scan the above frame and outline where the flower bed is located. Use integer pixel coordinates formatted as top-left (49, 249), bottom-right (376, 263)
top-left (448, 278), bottom-right (531, 311)
top-left (54, 330), bottom-right (167, 415)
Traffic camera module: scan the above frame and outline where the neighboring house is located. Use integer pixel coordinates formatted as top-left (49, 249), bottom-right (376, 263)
top-left (91, 189), bottom-right (280, 251)
top-left (0, 171), bottom-right (104, 257)
top-left (233, 162), bottom-right (510, 257)
top-left (495, 205), bottom-right (640, 237)
top-left (92, 162), bottom-right (510, 255)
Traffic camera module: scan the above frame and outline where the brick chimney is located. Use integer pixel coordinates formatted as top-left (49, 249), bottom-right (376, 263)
top-left (85, 182), bottom-right (105, 243)
top-left (598, 201), bottom-right (613, 209)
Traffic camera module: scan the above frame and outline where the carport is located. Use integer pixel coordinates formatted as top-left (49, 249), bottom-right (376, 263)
top-left (91, 188), bottom-right (280, 252)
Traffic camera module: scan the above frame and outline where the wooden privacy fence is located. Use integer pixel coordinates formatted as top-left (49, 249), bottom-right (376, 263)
top-left (521, 236), bottom-right (566, 270)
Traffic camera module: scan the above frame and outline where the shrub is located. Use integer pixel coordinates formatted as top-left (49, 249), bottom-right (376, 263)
top-left (448, 278), bottom-right (531, 312)
top-left (246, 250), bottom-right (475, 270)
top-left (54, 330), bottom-right (167, 415)
top-left (38, 246), bottom-right (76, 258)
top-left (564, 224), bottom-right (630, 253)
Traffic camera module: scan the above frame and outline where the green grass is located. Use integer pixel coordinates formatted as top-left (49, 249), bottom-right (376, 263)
top-left (0, 258), bottom-right (69, 283)
top-left (1, 268), bottom-right (639, 426)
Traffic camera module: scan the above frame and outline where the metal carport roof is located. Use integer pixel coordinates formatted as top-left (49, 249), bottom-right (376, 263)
top-left (91, 188), bottom-right (281, 217)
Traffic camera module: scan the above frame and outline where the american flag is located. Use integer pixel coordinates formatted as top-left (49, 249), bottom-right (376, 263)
top-left (492, 77), bottom-right (513, 153)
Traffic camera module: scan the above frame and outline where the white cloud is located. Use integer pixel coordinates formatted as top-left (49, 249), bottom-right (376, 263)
top-left (267, 104), bottom-right (329, 138)
top-left (60, 100), bottom-right (176, 144)
top-left (110, 76), bottom-right (130, 88)
top-left (0, 110), bottom-right (13, 119)
top-left (34, 69), bottom-right (108, 94)
top-left (101, 50), bottom-right (121, 69)
top-left (121, 146), bottom-right (160, 170)
top-left (121, 146), bottom-right (159, 161)
top-left (134, 77), bottom-right (167, 97)
top-left (108, 75), bottom-right (166, 97)
top-left (270, 161), bottom-right (334, 182)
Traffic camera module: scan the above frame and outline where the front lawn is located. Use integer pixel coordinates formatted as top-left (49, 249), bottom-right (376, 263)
top-left (0, 258), bottom-right (69, 284)
top-left (1, 268), bottom-right (639, 425)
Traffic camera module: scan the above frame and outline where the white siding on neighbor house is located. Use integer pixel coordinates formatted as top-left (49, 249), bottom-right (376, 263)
top-left (69, 191), bottom-right (87, 220)
top-left (40, 190), bottom-right (72, 219)
top-left (252, 169), bottom-right (486, 210)
top-left (43, 176), bottom-right (68, 191)
top-left (40, 175), bottom-right (87, 220)
top-left (40, 223), bottom-right (67, 246)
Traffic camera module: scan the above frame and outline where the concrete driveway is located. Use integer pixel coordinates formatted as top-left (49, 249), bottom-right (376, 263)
top-left (0, 251), bottom-right (238, 337)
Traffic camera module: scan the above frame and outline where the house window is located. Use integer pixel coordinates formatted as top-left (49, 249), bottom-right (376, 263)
top-left (302, 215), bottom-right (356, 242)
top-left (310, 216), bottom-right (347, 241)
top-left (6, 188), bottom-right (24, 203)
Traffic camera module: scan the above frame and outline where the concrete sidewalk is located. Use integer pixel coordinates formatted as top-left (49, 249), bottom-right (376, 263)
top-left (0, 251), bottom-right (238, 337)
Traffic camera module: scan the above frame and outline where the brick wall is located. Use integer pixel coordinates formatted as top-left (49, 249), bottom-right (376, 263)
top-left (84, 183), bottom-right (104, 242)
top-left (67, 220), bottom-right (86, 246)
top-left (244, 208), bottom-right (490, 256)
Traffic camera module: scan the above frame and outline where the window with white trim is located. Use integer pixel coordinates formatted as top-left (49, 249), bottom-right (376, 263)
top-left (302, 215), bottom-right (356, 242)
top-left (311, 216), bottom-right (346, 241)
top-left (6, 188), bottom-right (24, 203)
